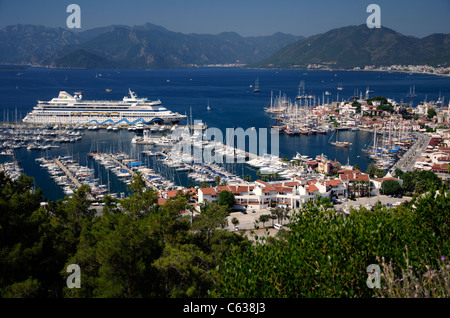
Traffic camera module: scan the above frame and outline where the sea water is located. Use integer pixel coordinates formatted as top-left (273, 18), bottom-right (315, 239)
top-left (1, 67), bottom-right (449, 201)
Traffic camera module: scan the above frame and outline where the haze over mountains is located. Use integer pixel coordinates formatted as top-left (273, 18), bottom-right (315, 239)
top-left (0, 23), bottom-right (448, 69)
top-left (0, 23), bottom-right (303, 68)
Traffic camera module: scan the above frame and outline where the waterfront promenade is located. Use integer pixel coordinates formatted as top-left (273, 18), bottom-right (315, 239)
top-left (390, 133), bottom-right (432, 172)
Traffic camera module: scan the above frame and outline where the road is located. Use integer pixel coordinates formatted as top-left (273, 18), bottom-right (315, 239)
top-left (391, 133), bottom-right (431, 172)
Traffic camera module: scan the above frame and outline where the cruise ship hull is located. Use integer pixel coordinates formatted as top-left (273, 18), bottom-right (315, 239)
top-left (22, 90), bottom-right (186, 126)
top-left (23, 113), bottom-right (183, 125)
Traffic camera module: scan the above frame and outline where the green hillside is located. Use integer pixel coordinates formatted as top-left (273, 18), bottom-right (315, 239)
top-left (256, 24), bottom-right (450, 69)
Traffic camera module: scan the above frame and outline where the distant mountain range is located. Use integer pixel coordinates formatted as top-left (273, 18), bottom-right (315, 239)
top-left (0, 23), bottom-right (304, 68)
top-left (1, 23), bottom-right (448, 70)
top-left (255, 24), bottom-right (450, 69)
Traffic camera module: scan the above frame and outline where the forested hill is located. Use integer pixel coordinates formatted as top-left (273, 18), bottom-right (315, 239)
top-left (254, 24), bottom-right (450, 69)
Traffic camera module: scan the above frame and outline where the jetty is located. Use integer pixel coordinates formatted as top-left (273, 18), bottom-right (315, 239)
top-left (53, 158), bottom-right (95, 200)
top-left (100, 153), bottom-right (159, 191)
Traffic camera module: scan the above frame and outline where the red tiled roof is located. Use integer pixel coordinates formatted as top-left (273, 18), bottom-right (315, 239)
top-left (340, 173), bottom-right (370, 182)
top-left (282, 181), bottom-right (301, 187)
top-left (158, 198), bottom-right (168, 205)
top-left (274, 186), bottom-right (293, 193)
top-left (432, 164), bottom-right (450, 171)
top-left (199, 187), bottom-right (217, 195)
top-left (338, 169), bottom-right (361, 174)
top-left (306, 184), bottom-right (319, 193)
top-left (326, 179), bottom-right (343, 187)
top-left (165, 190), bottom-right (179, 198)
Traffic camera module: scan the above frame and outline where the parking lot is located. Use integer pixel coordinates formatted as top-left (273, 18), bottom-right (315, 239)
top-left (226, 208), bottom-right (288, 232)
top-left (334, 194), bottom-right (412, 211)
top-left (226, 194), bottom-right (413, 234)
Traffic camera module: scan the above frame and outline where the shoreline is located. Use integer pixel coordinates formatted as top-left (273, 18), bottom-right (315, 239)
top-left (2, 63), bottom-right (449, 78)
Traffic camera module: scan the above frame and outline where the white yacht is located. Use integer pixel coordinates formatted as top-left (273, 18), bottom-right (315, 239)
top-left (23, 89), bottom-right (186, 126)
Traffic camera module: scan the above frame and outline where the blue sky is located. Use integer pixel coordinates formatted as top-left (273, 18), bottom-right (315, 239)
top-left (0, 0), bottom-right (448, 37)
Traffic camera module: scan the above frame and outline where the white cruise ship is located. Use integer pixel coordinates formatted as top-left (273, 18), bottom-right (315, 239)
top-left (22, 89), bottom-right (186, 126)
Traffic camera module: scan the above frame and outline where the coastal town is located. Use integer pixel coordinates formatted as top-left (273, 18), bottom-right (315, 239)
top-left (155, 89), bottom-right (450, 231)
top-left (2, 89), bottom-right (450, 229)
top-left (293, 63), bottom-right (450, 77)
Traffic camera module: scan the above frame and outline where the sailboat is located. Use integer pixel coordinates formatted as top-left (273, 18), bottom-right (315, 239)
top-left (406, 85), bottom-right (416, 98)
top-left (329, 129), bottom-right (351, 147)
top-left (207, 99), bottom-right (211, 111)
top-left (337, 83), bottom-right (343, 91)
top-left (296, 80), bottom-right (306, 100)
top-left (253, 78), bottom-right (261, 93)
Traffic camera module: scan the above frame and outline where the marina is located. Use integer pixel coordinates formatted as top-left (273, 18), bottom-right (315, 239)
top-left (1, 67), bottom-right (450, 201)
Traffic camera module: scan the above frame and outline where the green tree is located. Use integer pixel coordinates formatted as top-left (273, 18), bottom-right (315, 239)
top-left (200, 182), bottom-right (211, 188)
top-left (214, 175), bottom-right (221, 187)
top-left (400, 170), bottom-right (442, 194)
top-left (259, 214), bottom-right (271, 228)
top-left (394, 168), bottom-right (404, 178)
top-left (194, 202), bottom-right (230, 250)
top-left (120, 173), bottom-right (158, 217)
top-left (212, 189), bottom-right (450, 298)
top-left (380, 180), bottom-right (402, 195)
top-left (231, 217), bottom-right (239, 228)
top-left (427, 107), bottom-right (437, 118)
top-left (366, 163), bottom-right (384, 178)
top-left (218, 190), bottom-right (235, 210)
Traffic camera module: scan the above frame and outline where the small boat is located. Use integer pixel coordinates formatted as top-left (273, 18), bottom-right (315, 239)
top-left (253, 78), bottom-right (261, 93)
top-left (329, 129), bottom-right (351, 147)
top-left (330, 141), bottom-right (351, 147)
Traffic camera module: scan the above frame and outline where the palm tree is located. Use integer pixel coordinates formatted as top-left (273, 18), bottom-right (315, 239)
top-left (271, 207), bottom-right (284, 224)
top-left (244, 174), bottom-right (252, 183)
top-left (231, 217), bottom-right (239, 229)
top-left (362, 180), bottom-right (370, 197)
top-left (214, 175), bottom-right (221, 187)
top-left (259, 214), bottom-right (271, 228)
top-left (355, 181), bottom-right (361, 197)
top-left (283, 207), bottom-right (291, 224)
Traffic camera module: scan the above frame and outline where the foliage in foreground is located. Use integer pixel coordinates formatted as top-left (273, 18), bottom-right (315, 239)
top-left (0, 171), bottom-right (448, 298)
top-left (212, 188), bottom-right (449, 297)
top-left (0, 172), bottom-right (246, 298)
